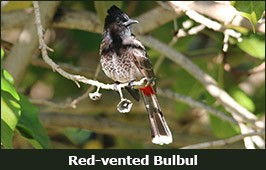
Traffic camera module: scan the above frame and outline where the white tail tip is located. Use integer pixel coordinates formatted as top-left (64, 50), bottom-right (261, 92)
top-left (152, 135), bottom-right (173, 145)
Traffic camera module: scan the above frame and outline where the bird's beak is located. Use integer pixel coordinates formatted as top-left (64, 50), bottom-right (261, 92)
top-left (124, 19), bottom-right (139, 26)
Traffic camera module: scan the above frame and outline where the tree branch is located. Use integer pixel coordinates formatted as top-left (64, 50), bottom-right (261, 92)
top-left (30, 57), bottom-right (107, 81)
top-left (157, 88), bottom-right (238, 125)
top-left (137, 35), bottom-right (264, 130)
top-left (2, 6), bottom-right (177, 35)
top-left (31, 1), bottom-right (263, 130)
top-left (30, 87), bottom-right (237, 126)
top-left (180, 131), bottom-right (265, 149)
top-left (32, 1), bottom-right (152, 113)
top-left (3, 1), bottom-right (264, 148)
top-left (3, 1), bottom-right (60, 85)
top-left (165, 1), bottom-right (264, 148)
top-left (1, 8), bottom-right (33, 29)
top-left (167, 1), bottom-right (242, 52)
top-left (52, 8), bottom-right (102, 34)
top-left (133, 6), bottom-right (178, 34)
top-left (188, 1), bottom-right (265, 33)
top-left (39, 112), bottom-right (244, 148)
top-left (2, 2), bottom-right (264, 34)
top-left (29, 64), bottom-right (101, 109)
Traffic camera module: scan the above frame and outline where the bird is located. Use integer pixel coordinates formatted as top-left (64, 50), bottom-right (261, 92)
top-left (99, 5), bottom-right (172, 145)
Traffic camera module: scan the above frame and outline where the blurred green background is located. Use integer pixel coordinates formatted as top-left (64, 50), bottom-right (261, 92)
top-left (1, 1), bottom-right (265, 149)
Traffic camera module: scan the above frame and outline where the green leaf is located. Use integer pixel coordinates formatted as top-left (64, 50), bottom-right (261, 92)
top-left (1, 70), bottom-right (19, 100)
top-left (233, 1), bottom-right (265, 32)
top-left (94, 1), bottom-right (123, 24)
top-left (228, 25), bottom-right (249, 35)
top-left (1, 67), bottom-right (21, 149)
top-left (209, 114), bottom-right (239, 138)
top-left (229, 86), bottom-right (255, 112)
top-left (16, 94), bottom-right (52, 149)
top-left (237, 33), bottom-right (265, 59)
top-left (1, 91), bottom-right (21, 149)
top-left (253, 84), bottom-right (265, 115)
top-left (1, 68), bottom-right (51, 149)
top-left (1, 48), bottom-right (4, 64)
top-left (2, 68), bottom-right (15, 85)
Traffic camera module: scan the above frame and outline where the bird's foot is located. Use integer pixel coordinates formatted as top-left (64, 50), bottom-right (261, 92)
top-left (145, 77), bottom-right (155, 87)
top-left (117, 99), bottom-right (133, 113)
top-left (114, 81), bottom-right (133, 113)
top-left (128, 79), bottom-right (136, 89)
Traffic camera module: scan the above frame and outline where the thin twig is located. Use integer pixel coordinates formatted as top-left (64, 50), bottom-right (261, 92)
top-left (29, 98), bottom-right (64, 108)
top-left (2, 3), bottom-right (264, 33)
top-left (238, 123), bottom-right (256, 149)
top-left (180, 131), bottom-right (265, 149)
top-left (138, 35), bottom-right (264, 130)
top-left (157, 89), bottom-right (238, 125)
top-left (30, 86), bottom-right (238, 126)
top-left (33, 1), bottom-right (149, 97)
top-left (188, 1), bottom-right (265, 33)
top-left (30, 57), bottom-right (106, 80)
top-left (140, 32), bottom-right (265, 146)
top-left (167, 1), bottom-right (242, 53)
top-left (67, 64), bottom-right (102, 108)
top-left (3, 1), bottom-right (60, 85)
top-left (32, 1), bottom-right (264, 130)
top-left (154, 36), bottom-right (178, 73)
top-left (29, 63), bottom-right (103, 109)
top-left (175, 24), bottom-right (206, 38)
top-left (223, 32), bottom-right (230, 52)
top-left (154, 23), bottom-right (206, 73)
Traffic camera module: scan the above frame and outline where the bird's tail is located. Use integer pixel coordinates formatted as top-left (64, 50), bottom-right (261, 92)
top-left (140, 85), bottom-right (172, 145)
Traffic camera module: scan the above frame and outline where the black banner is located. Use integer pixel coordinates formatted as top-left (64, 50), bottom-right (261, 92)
top-left (0, 149), bottom-right (265, 169)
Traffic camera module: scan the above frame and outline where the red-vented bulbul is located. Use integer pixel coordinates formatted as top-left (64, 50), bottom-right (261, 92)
top-left (100, 5), bottom-right (172, 145)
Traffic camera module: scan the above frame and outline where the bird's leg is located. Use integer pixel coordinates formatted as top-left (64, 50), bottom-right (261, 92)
top-left (113, 81), bottom-right (121, 93)
top-left (113, 81), bottom-right (124, 99)
top-left (89, 85), bottom-right (102, 101)
top-left (114, 81), bottom-right (133, 113)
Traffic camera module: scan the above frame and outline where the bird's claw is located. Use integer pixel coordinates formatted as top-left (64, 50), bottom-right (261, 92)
top-left (128, 79), bottom-right (135, 89)
top-left (89, 92), bottom-right (102, 100)
top-left (145, 77), bottom-right (155, 87)
top-left (117, 98), bottom-right (133, 113)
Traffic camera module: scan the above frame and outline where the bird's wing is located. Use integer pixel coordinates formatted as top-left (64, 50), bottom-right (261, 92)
top-left (125, 38), bottom-right (155, 79)
top-left (132, 49), bottom-right (155, 79)
top-left (122, 36), bottom-right (156, 89)
top-left (128, 38), bottom-right (156, 91)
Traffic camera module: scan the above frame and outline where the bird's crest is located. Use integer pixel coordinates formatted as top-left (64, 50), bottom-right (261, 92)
top-left (107, 5), bottom-right (129, 21)
top-left (104, 5), bottom-right (130, 28)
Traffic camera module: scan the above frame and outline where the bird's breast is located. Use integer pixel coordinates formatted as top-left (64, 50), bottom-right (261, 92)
top-left (100, 51), bottom-right (136, 83)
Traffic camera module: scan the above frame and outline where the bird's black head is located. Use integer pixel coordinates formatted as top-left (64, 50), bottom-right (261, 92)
top-left (104, 5), bottom-right (138, 29)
